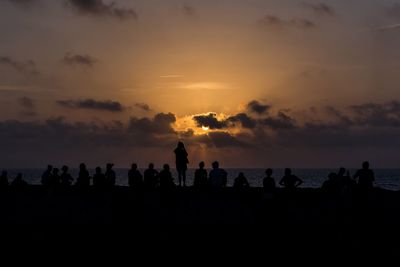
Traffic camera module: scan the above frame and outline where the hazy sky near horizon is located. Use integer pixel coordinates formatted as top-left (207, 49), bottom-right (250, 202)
top-left (1, 0), bottom-right (400, 168)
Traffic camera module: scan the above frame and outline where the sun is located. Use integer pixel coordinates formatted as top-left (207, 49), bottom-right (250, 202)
top-left (202, 126), bottom-right (210, 131)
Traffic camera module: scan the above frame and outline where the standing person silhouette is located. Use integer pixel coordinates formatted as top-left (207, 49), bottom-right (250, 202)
top-left (174, 142), bottom-right (189, 187)
top-left (353, 161), bottom-right (375, 191)
top-left (279, 168), bottom-right (303, 190)
top-left (76, 163), bottom-right (90, 188)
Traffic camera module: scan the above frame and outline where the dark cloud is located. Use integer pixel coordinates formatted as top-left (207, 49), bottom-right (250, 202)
top-left (191, 131), bottom-right (247, 148)
top-left (57, 99), bottom-right (125, 112)
top-left (227, 113), bottom-right (257, 129)
top-left (193, 113), bottom-right (227, 129)
top-left (18, 97), bottom-right (37, 117)
top-left (128, 113), bottom-right (176, 135)
top-left (183, 4), bottom-right (196, 16)
top-left (302, 2), bottom-right (336, 16)
top-left (247, 100), bottom-right (270, 114)
top-left (67, 0), bottom-right (138, 20)
top-left (0, 56), bottom-right (38, 75)
top-left (349, 101), bottom-right (400, 127)
top-left (262, 111), bottom-right (297, 130)
top-left (258, 15), bottom-right (317, 29)
top-left (3, 101), bottom-right (400, 167)
top-left (134, 103), bottom-right (151, 112)
top-left (18, 97), bottom-right (35, 109)
top-left (63, 52), bottom-right (97, 67)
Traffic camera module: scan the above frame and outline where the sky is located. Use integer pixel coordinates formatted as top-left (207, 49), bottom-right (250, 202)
top-left (1, 0), bottom-right (400, 168)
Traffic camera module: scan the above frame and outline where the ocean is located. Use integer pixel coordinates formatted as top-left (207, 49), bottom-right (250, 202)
top-left (3, 168), bottom-right (400, 191)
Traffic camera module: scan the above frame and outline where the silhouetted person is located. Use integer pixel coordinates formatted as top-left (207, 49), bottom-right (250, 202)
top-left (337, 167), bottom-right (355, 192)
top-left (322, 173), bottom-right (341, 195)
top-left (105, 163), bottom-right (116, 187)
top-left (193, 161), bottom-right (208, 189)
top-left (174, 142), bottom-right (189, 187)
top-left (11, 173), bottom-right (28, 188)
top-left (76, 163), bottom-right (90, 188)
top-left (60, 165), bottom-right (74, 187)
top-left (144, 163), bottom-right (159, 189)
top-left (93, 167), bottom-right (106, 188)
top-left (50, 168), bottom-right (61, 187)
top-left (263, 168), bottom-right (276, 193)
top-left (128, 163), bottom-right (143, 189)
top-left (41, 165), bottom-right (53, 187)
top-left (353, 161), bottom-right (375, 191)
top-left (209, 161), bottom-right (227, 189)
top-left (159, 164), bottom-right (175, 189)
top-left (279, 168), bottom-right (303, 190)
top-left (0, 171), bottom-right (8, 187)
top-left (233, 172), bottom-right (250, 189)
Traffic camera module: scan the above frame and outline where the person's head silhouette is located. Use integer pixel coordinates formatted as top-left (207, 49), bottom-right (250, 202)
top-left (362, 161), bottom-right (369, 170)
top-left (163, 164), bottom-right (170, 171)
top-left (106, 163), bottom-right (114, 170)
top-left (61, 165), bottom-right (69, 173)
top-left (47, 165), bottom-right (53, 171)
top-left (238, 172), bottom-right (245, 178)
top-left (199, 161), bottom-right (205, 169)
top-left (131, 163), bottom-right (138, 170)
top-left (285, 168), bottom-right (292, 176)
top-left (95, 167), bottom-right (102, 174)
top-left (149, 163), bottom-right (154, 170)
top-left (266, 168), bottom-right (273, 177)
top-left (79, 163), bottom-right (86, 170)
top-left (212, 161), bottom-right (219, 169)
top-left (338, 167), bottom-right (346, 176)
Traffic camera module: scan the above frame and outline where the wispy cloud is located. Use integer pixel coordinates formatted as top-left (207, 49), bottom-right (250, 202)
top-left (374, 24), bottom-right (400, 31)
top-left (66, 0), bottom-right (138, 20)
top-left (62, 52), bottom-right (97, 67)
top-left (57, 99), bottom-right (125, 112)
top-left (302, 2), bottom-right (336, 16)
top-left (0, 56), bottom-right (39, 75)
top-left (258, 15), bottom-right (317, 29)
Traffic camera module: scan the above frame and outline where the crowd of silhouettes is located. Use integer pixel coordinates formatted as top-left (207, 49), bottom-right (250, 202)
top-left (0, 142), bottom-right (379, 195)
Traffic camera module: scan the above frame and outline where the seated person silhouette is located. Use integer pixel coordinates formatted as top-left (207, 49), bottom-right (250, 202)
top-left (193, 161), bottom-right (208, 189)
top-left (105, 163), bottom-right (116, 187)
top-left (353, 161), bottom-right (375, 191)
top-left (128, 163), bottom-right (143, 188)
top-left (209, 161), bottom-right (227, 189)
top-left (0, 170), bottom-right (8, 187)
top-left (76, 163), bottom-right (90, 188)
top-left (93, 167), bottom-right (106, 188)
top-left (279, 168), bottom-right (303, 190)
top-left (144, 163), bottom-right (159, 189)
top-left (159, 164), bottom-right (176, 189)
top-left (11, 173), bottom-right (28, 188)
top-left (322, 172), bottom-right (341, 195)
top-left (41, 165), bottom-right (53, 187)
top-left (263, 168), bottom-right (276, 193)
top-left (233, 172), bottom-right (250, 189)
top-left (60, 165), bottom-right (74, 187)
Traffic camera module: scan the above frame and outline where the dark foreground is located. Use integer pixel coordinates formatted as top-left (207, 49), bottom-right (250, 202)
top-left (1, 186), bottom-right (400, 261)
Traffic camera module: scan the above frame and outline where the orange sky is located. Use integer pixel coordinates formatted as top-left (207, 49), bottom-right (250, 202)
top-left (1, 0), bottom-right (400, 168)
